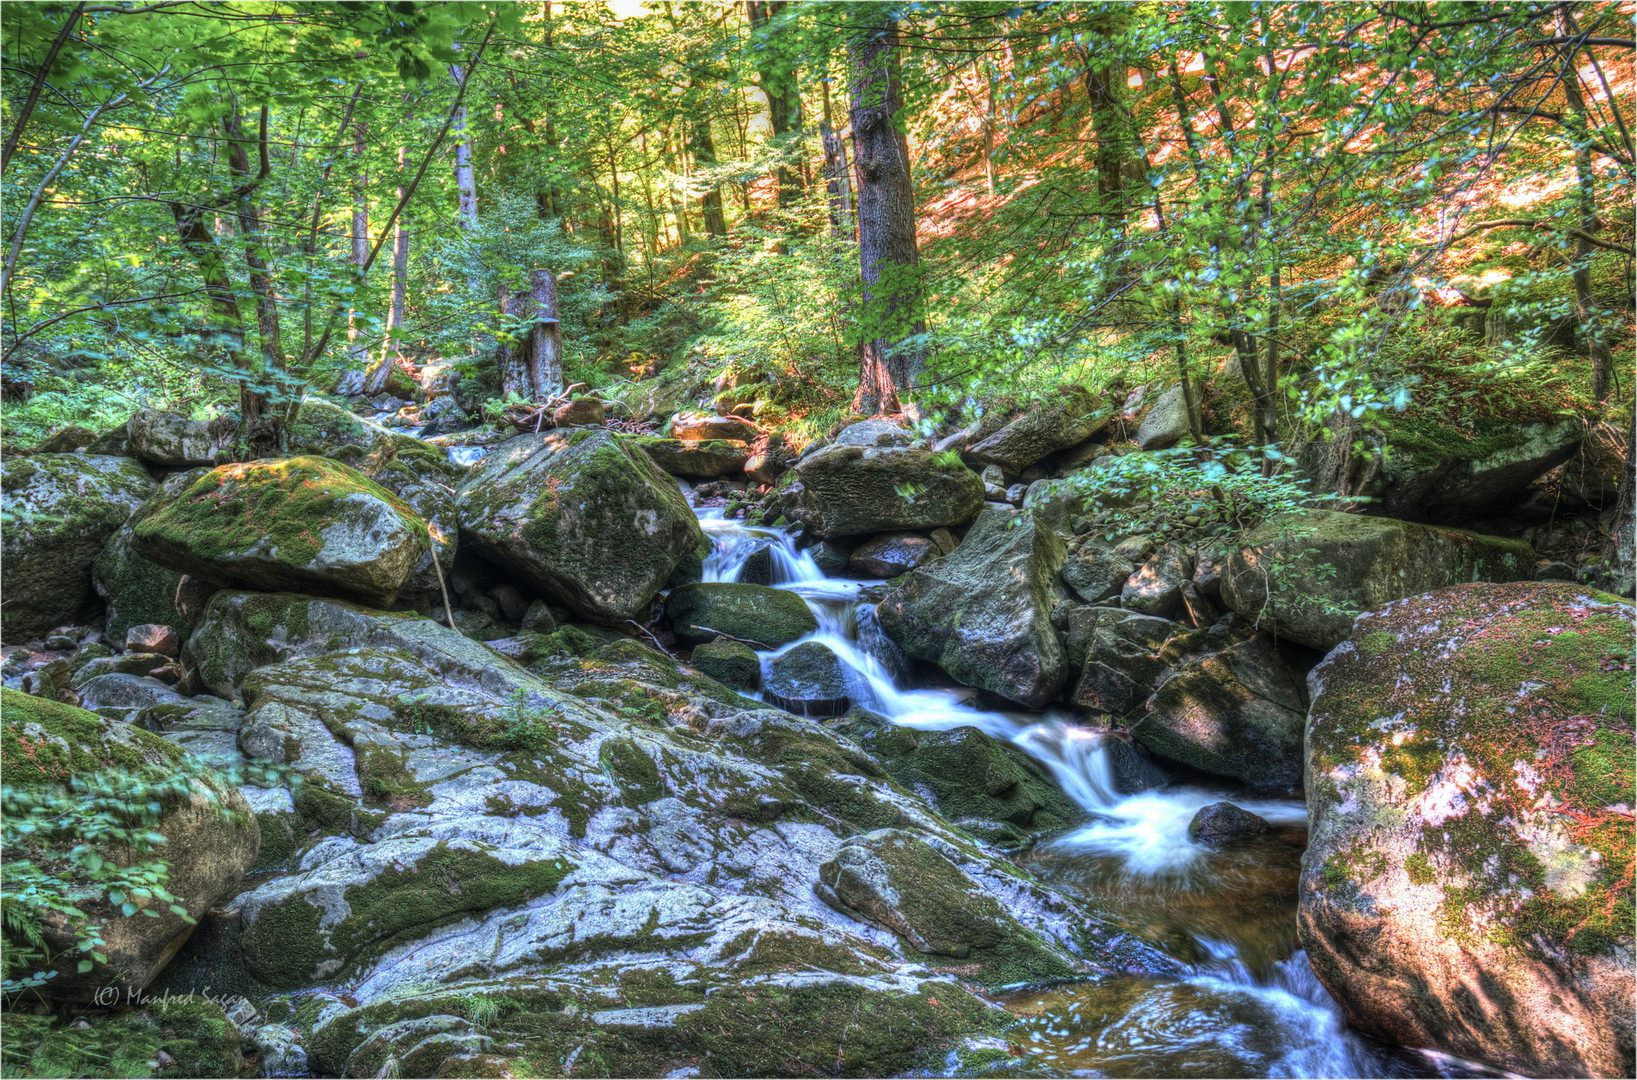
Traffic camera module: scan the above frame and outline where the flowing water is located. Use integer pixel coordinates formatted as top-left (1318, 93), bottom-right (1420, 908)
top-left (691, 506), bottom-right (1510, 1079)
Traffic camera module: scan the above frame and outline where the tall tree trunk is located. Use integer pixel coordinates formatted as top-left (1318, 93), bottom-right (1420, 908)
top-left (848, 16), bottom-right (924, 414)
top-left (1557, 11), bottom-right (1615, 401)
top-left (820, 77), bottom-right (854, 239)
top-left (346, 117), bottom-right (370, 371)
top-left (449, 53), bottom-right (480, 233)
top-left (364, 142), bottom-right (410, 396)
top-left (980, 59), bottom-right (999, 195)
top-left (523, 269), bottom-right (563, 399)
top-left (224, 104), bottom-right (285, 457)
top-left (690, 103), bottom-right (728, 236)
top-left (747, 0), bottom-right (802, 207)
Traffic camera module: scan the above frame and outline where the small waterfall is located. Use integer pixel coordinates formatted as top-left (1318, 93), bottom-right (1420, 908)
top-left (686, 504), bottom-right (1432, 1079)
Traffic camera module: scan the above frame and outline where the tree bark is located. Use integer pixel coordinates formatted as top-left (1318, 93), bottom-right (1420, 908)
top-left (746, 0), bottom-right (802, 207)
top-left (689, 95), bottom-right (728, 236)
top-left (346, 116), bottom-right (370, 371)
top-left (449, 53), bottom-right (480, 232)
top-left (364, 142), bottom-right (411, 396)
top-left (524, 269), bottom-right (563, 399)
top-left (819, 78), bottom-right (853, 240)
top-left (224, 104), bottom-right (285, 457)
top-left (848, 16), bottom-right (924, 414)
top-left (1556, 10), bottom-right (1615, 401)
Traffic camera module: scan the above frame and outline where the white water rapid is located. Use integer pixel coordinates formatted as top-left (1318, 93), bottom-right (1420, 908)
top-left (690, 505), bottom-right (1498, 1079)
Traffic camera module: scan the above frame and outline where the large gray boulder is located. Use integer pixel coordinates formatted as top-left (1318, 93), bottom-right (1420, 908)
top-left (1, 454), bottom-right (155, 640)
top-left (628, 436), bottom-right (752, 479)
top-left (665, 582), bottom-right (817, 648)
top-left (1300, 582), bottom-right (1634, 1079)
top-left (1361, 417), bottom-right (1583, 524)
top-left (1220, 510), bottom-right (1534, 651)
top-left (455, 430), bottom-right (703, 624)
top-left (131, 456), bottom-right (432, 608)
top-left (1071, 609), bottom-right (1188, 717)
top-left (877, 506), bottom-right (1069, 708)
top-left (777, 445), bottom-right (984, 539)
top-left (1128, 633), bottom-right (1307, 787)
top-left (966, 386), bottom-right (1109, 472)
top-left (1134, 383), bottom-right (1194, 451)
top-left (125, 409), bottom-right (230, 467)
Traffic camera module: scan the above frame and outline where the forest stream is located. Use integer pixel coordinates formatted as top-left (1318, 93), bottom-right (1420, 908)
top-left (691, 504), bottom-right (1510, 1080)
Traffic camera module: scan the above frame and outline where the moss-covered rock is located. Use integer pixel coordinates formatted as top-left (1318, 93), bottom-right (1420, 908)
top-left (877, 505), bottom-right (1069, 708)
top-left (688, 638), bottom-right (760, 691)
top-left (665, 581), bottom-right (817, 648)
top-left (93, 521), bottom-right (218, 644)
top-left (1369, 415), bottom-right (1584, 524)
top-left (776, 445), bottom-right (985, 539)
top-left (0, 688), bottom-right (259, 1002)
top-left (1, 453), bottom-right (156, 640)
top-left (816, 829), bottom-right (1081, 987)
top-left (763, 640), bottom-right (850, 716)
top-left (627, 435), bottom-right (752, 478)
top-left (1220, 510), bottom-right (1534, 651)
top-left (131, 457), bottom-right (432, 607)
top-left (455, 430), bottom-right (703, 624)
top-left (1299, 582), bottom-right (1635, 1078)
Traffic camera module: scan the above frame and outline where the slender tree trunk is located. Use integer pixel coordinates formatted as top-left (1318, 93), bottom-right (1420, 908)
top-left (524, 269), bottom-right (563, 399)
top-left (346, 117), bottom-right (370, 371)
top-left (364, 143), bottom-right (410, 396)
top-left (980, 59), bottom-right (998, 195)
top-left (1556, 14), bottom-right (1615, 400)
top-left (224, 104), bottom-right (285, 456)
top-left (849, 16), bottom-right (923, 414)
top-left (449, 55), bottom-right (480, 233)
top-left (747, 0), bottom-right (802, 207)
top-left (819, 78), bottom-right (854, 240)
top-left (690, 101), bottom-right (728, 236)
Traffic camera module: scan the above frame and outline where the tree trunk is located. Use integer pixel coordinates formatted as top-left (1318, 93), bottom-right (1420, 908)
top-left (1557, 11), bottom-right (1615, 401)
top-left (224, 104), bottom-right (285, 457)
top-left (690, 103), bottom-right (728, 236)
top-left (746, 0), bottom-right (802, 207)
top-left (819, 78), bottom-right (853, 240)
top-left (1596, 421), bottom-right (1635, 597)
top-left (449, 55), bottom-right (479, 232)
top-left (346, 117), bottom-right (370, 371)
top-left (363, 142), bottom-right (410, 396)
top-left (523, 269), bottom-right (563, 399)
top-left (848, 16), bottom-right (923, 414)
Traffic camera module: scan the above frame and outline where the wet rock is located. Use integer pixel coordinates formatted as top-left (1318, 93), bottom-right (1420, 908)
top-left (1300, 582), bottom-right (1634, 1079)
top-left (816, 829), bottom-right (1079, 980)
top-left (689, 638), bottom-right (760, 691)
top-left (1, 454), bottom-right (155, 641)
top-left (1187, 801), bottom-right (1271, 847)
top-left (967, 386), bottom-right (1110, 472)
top-left (808, 539), bottom-right (855, 577)
top-left (0, 689), bottom-right (259, 1002)
top-left (1121, 544), bottom-right (1194, 618)
top-left (665, 581), bottom-right (817, 648)
top-left (252, 1024), bottom-right (307, 1077)
top-left (1220, 510), bottom-right (1534, 651)
top-left (131, 456), bottom-right (431, 609)
top-left (1130, 633), bottom-right (1307, 787)
top-left (777, 445), bottom-right (985, 539)
top-left (1071, 609), bottom-right (1182, 717)
top-left (878, 506), bottom-right (1069, 709)
top-left (764, 641), bottom-right (850, 716)
top-left (455, 429), bottom-right (703, 624)
top-left (849, 532), bottom-right (937, 578)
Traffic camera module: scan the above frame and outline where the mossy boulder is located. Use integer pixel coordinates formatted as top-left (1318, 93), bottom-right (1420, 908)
top-left (665, 581), bottom-right (817, 648)
top-left (93, 520), bottom-right (218, 643)
top-left (1299, 582), bottom-right (1635, 1078)
top-left (0, 688), bottom-right (259, 1002)
top-left (1368, 415), bottom-right (1584, 524)
top-left (966, 385), bottom-right (1110, 472)
top-left (131, 456), bottom-right (433, 607)
top-left (0, 453), bottom-right (156, 640)
top-left (1220, 510), bottom-right (1534, 651)
top-left (877, 505), bottom-right (1069, 708)
top-left (125, 409), bottom-right (230, 467)
top-left (816, 829), bottom-right (1081, 987)
top-left (776, 445), bottom-right (985, 539)
top-left (455, 429), bottom-right (703, 624)
top-left (628, 435), bottom-right (752, 478)
top-left (688, 638), bottom-right (760, 691)
top-left (239, 833), bottom-right (576, 988)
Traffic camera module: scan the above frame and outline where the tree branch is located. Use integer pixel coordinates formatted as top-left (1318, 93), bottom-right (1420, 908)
top-left (2, 3), bottom-right (88, 174)
top-left (2, 290), bottom-right (211, 362)
top-left (1445, 217), bottom-right (1631, 253)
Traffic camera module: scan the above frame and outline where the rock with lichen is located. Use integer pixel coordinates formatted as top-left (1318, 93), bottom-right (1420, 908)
top-left (455, 429), bottom-right (702, 624)
top-left (1, 453), bottom-right (156, 641)
top-left (1299, 581), bottom-right (1635, 1079)
top-left (130, 456), bottom-right (432, 608)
